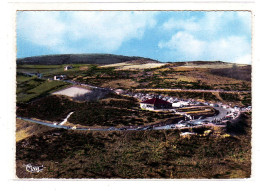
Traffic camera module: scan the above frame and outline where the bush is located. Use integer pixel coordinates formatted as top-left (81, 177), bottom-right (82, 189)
top-left (226, 113), bottom-right (250, 135)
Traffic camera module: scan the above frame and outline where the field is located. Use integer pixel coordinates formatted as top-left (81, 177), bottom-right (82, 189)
top-left (16, 112), bottom-right (251, 178)
top-left (17, 74), bottom-right (70, 103)
top-left (181, 63), bottom-right (247, 69)
top-left (17, 61), bottom-right (251, 94)
top-left (102, 62), bottom-right (168, 70)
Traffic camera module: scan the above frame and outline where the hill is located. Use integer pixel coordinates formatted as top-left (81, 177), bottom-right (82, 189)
top-left (16, 112), bottom-right (251, 178)
top-left (16, 54), bottom-right (158, 65)
top-left (210, 65), bottom-right (251, 81)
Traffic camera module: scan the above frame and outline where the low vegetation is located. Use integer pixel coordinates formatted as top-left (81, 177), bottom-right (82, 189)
top-left (16, 94), bottom-right (183, 127)
top-left (16, 112), bottom-right (251, 178)
top-left (211, 65), bottom-right (251, 82)
top-left (16, 118), bottom-right (53, 142)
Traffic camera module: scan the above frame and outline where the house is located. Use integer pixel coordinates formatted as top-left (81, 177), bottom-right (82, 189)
top-left (172, 100), bottom-right (190, 108)
top-left (54, 75), bottom-right (67, 80)
top-left (114, 89), bottom-right (124, 95)
top-left (140, 98), bottom-right (172, 111)
top-left (64, 65), bottom-right (73, 71)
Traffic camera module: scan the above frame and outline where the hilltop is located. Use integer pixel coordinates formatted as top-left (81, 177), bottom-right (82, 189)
top-left (16, 54), bottom-right (158, 65)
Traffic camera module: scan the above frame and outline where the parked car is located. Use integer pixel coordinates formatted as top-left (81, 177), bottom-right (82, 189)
top-left (119, 127), bottom-right (127, 130)
top-left (108, 127), bottom-right (116, 131)
top-left (146, 126), bottom-right (153, 130)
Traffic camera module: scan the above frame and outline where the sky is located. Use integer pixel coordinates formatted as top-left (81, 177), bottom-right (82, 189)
top-left (16, 11), bottom-right (251, 64)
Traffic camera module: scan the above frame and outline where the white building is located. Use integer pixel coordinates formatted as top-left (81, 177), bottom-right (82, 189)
top-left (64, 65), bottom-right (73, 71)
top-left (140, 98), bottom-right (172, 111)
top-left (172, 101), bottom-right (190, 108)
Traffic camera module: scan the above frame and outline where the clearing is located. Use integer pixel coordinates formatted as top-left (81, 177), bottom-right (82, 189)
top-left (101, 62), bottom-right (167, 70)
top-left (52, 86), bottom-right (92, 98)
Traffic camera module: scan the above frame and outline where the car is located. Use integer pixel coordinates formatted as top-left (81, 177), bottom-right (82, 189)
top-left (108, 127), bottom-right (116, 131)
top-left (136, 126), bottom-right (145, 130)
top-left (119, 127), bottom-right (127, 130)
top-left (175, 123), bottom-right (186, 128)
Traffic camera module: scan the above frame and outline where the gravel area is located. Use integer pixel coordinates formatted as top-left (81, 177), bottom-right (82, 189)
top-left (52, 86), bottom-right (92, 98)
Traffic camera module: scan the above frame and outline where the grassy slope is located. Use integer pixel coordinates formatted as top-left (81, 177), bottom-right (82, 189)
top-left (16, 118), bottom-right (53, 142)
top-left (17, 74), bottom-right (70, 103)
top-left (16, 112), bottom-right (251, 179)
top-left (17, 61), bottom-right (251, 93)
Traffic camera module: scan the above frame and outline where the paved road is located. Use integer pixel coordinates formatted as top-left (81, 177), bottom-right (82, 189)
top-left (17, 117), bottom-right (113, 131)
top-left (17, 105), bottom-right (231, 132)
top-left (205, 106), bottom-right (232, 121)
top-left (17, 117), bottom-right (70, 130)
top-left (153, 106), bottom-right (231, 130)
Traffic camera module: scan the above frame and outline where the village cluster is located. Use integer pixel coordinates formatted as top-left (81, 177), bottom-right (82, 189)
top-left (117, 91), bottom-right (252, 129)
top-left (50, 78), bottom-right (252, 130)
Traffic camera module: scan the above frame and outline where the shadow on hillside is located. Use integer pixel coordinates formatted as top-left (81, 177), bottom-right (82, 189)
top-left (73, 88), bottom-right (112, 102)
top-left (226, 113), bottom-right (251, 135)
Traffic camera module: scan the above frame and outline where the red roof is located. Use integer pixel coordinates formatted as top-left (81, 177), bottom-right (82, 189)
top-left (141, 98), bottom-right (171, 105)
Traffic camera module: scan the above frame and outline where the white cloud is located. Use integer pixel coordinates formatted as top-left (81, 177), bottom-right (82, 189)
top-left (161, 11), bottom-right (250, 37)
top-left (17, 11), bottom-right (158, 53)
top-left (162, 17), bottom-right (200, 32)
top-left (159, 32), bottom-right (206, 60)
top-left (17, 12), bottom-right (66, 47)
top-left (159, 11), bottom-right (251, 64)
top-left (206, 36), bottom-right (251, 62)
top-left (67, 11), bottom-right (157, 51)
top-left (159, 32), bottom-right (251, 64)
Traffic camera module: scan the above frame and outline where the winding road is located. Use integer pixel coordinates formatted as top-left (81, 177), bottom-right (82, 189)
top-left (17, 104), bottom-right (233, 132)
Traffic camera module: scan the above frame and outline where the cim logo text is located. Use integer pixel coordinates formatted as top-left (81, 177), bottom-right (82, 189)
top-left (25, 164), bottom-right (44, 173)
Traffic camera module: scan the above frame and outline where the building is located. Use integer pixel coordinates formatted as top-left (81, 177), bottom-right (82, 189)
top-left (54, 75), bottom-right (66, 80)
top-left (140, 98), bottom-right (172, 111)
top-left (172, 100), bottom-right (190, 108)
top-left (114, 89), bottom-right (124, 95)
top-left (64, 65), bottom-right (73, 71)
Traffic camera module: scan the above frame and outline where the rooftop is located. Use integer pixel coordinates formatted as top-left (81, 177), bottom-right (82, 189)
top-left (141, 98), bottom-right (171, 105)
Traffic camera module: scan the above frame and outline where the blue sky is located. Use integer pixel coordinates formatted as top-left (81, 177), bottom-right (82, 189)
top-left (17, 11), bottom-right (251, 64)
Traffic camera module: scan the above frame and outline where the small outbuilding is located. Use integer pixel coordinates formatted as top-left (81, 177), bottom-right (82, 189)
top-left (64, 65), bottom-right (73, 71)
top-left (54, 75), bottom-right (67, 80)
top-left (114, 89), bottom-right (124, 95)
top-left (140, 98), bottom-right (172, 111)
top-left (172, 100), bottom-right (190, 108)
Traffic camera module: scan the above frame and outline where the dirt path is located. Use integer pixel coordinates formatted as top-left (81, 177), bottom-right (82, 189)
top-left (135, 88), bottom-right (250, 94)
top-left (212, 92), bottom-right (223, 101)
